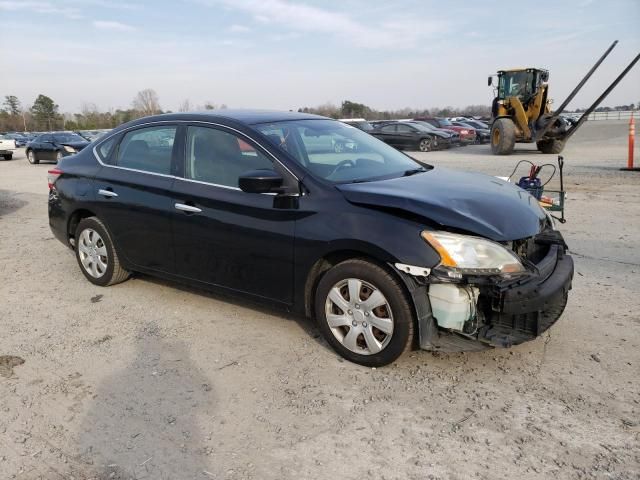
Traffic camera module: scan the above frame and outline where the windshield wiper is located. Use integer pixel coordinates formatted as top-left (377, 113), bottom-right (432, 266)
top-left (403, 167), bottom-right (427, 176)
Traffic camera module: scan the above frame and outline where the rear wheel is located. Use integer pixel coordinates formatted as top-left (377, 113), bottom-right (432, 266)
top-left (27, 150), bottom-right (38, 164)
top-left (75, 217), bottom-right (130, 287)
top-left (536, 139), bottom-right (565, 154)
top-left (314, 259), bottom-right (414, 367)
top-left (418, 137), bottom-right (432, 152)
top-left (490, 118), bottom-right (516, 155)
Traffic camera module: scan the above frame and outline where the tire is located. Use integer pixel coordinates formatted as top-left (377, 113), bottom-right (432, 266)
top-left (55, 151), bottom-right (63, 162)
top-left (314, 258), bottom-right (414, 367)
top-left (490, 118), bottom-right (516, 155)
top-left (3, 154), bottom-right (12, 160)
top-left (536, 139), bottom-right (565, 154)
top-left (418, 137), bottom-right (432, 152)
top-left (27, 150), bottom-right (39, 164)
top-left (75, 217), bottom-right (130, 287)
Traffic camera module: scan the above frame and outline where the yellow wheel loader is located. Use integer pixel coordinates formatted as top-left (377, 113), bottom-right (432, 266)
top-left (488, 41), bottom-right (640, 155)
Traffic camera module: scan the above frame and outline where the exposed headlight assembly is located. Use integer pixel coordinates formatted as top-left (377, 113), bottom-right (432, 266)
top-left (63, 145), bottom-right (76, 153)
top-left (422, 231), bottom-right (525, 276)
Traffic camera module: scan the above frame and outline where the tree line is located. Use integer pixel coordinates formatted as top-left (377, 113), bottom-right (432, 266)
top-left (2, 91), bottom-right (637, 133)
top-left (298, 100), bottom-right (493, 120)
top-left (0, 89), bottom-right (227, 132)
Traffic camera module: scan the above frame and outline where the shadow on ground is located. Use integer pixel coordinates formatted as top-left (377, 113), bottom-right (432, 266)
top-left (70, 323), bottom-right (214, 479)
top-left (0, 189), bottom-right (27, 217)
top-left (136, 273), bottom-right (328, 351)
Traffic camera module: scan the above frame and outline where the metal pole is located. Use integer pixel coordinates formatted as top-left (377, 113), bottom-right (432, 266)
top-left (554, 40), bottom-right (619, 116)
top-left (564, 51), bottom-right (640, 142)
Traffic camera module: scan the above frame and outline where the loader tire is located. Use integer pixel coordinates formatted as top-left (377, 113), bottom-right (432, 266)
top-left (490, 118), bottom-right (516, 155)
top-left (536, 139), bottom-right (565, 154)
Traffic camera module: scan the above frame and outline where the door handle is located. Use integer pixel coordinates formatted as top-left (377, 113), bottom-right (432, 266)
top-left (98, 188), bottom-right (118, 198)
top-left (174, 203), bottom-right (202, 214)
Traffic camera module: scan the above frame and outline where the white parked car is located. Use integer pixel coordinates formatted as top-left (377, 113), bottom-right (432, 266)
top-left (0, 134), bottom-right (17, 160)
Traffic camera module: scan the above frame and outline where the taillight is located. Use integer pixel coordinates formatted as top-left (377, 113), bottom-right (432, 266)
top-left (47, 168), bottom-right (63, 190)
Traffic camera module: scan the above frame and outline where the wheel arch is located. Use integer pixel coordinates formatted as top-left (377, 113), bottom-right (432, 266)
top-left (303, 248), bottom-right (412, 321)
top-left (67, 208), bottom-right (97, 242)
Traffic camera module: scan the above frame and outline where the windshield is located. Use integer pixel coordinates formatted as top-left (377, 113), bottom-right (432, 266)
top-left (498, 71), bottom-right (535, 100)
top-left (437, 118), bottom-right (453, 126)
top-left (255, 119), bottom-right (424, 183)
top-left (53, 133), bottom-right (86, 143)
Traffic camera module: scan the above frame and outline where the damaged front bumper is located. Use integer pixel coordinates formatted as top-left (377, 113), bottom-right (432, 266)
top-left (395, 232), bottom-right (574, 352)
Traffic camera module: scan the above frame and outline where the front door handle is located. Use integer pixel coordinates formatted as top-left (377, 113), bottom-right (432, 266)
top-left (98, 188), bottom-right (118, 198)
top-left (175, 203), bottom-right (202, 214)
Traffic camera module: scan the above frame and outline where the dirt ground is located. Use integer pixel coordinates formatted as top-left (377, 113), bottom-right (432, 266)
top-left (1, 121), bottom-right (639, 480)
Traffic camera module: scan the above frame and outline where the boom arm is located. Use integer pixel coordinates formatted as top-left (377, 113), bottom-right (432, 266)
top-left (536, 40), bottom-right (621, 141)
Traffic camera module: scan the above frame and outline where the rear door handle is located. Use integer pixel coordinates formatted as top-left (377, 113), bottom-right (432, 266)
top-left (98, 188), bottom-right (118, 198)
top-left (174, 203), bottom-right (202, 214)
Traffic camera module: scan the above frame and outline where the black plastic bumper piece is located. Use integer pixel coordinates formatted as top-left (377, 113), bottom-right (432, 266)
top-left (479, 249), bottom-right (574, 347)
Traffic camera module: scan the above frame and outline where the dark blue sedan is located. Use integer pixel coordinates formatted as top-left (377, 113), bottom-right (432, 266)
top-left (47, 110), bottom-right (573, 366)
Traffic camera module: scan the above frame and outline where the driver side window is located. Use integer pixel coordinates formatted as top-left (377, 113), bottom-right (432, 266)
top-left (185, 126), bottom-right (274, 188)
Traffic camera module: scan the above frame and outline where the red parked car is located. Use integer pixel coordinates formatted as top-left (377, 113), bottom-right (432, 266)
top-left (415, 117), bottom-right (476, 145)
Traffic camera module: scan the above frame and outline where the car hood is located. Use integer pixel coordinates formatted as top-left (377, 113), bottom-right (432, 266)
top-left (336, 167), bottom-right (546, 241)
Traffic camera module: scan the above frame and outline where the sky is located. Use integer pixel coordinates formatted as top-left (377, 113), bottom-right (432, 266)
top-left (1, 0), bottom-right (639, 114)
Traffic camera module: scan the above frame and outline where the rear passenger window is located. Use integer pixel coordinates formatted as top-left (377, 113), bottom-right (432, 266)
top-left (116, 126), bottom-right (176, 175)
top-left (185, 126), bottom-right (273, 188)
top-left (97, 136), bottom-right (116, 162)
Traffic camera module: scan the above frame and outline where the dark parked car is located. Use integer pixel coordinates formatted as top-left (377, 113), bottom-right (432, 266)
top-left (48, 110), bottom-right (573, 367)
top-left (405, 121), bottom-right (458, 148)
top-left (416, 117), bottom-right (477, 144)
top-left (339, 119), bottom-right (375, 132)
top-left (26, 132), bottom-right (90, 164)
top-left (371, 121), bottom-right (436, 152)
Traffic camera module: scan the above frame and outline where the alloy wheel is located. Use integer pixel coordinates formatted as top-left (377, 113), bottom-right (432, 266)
top-left (27, 151), bottom-right (35, 164)
top-left (419, 138), bottom-right (431, 152)
top-left (324, 278), bottom-right (394, 355)
top-left (77, 228), bottom-right (108, 278)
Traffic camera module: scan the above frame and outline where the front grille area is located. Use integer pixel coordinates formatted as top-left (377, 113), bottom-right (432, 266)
top-left (512, 235), bottom-right (549, 264)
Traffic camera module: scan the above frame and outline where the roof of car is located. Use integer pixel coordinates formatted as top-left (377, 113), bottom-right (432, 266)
top-left (127, 109), bottom-right (328, 127)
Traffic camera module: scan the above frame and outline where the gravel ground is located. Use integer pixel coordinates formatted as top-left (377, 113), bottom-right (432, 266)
top-left (1, 121), bottom-right (639, 480)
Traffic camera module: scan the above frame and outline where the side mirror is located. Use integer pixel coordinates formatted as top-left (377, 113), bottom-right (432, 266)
top-left (487, 76), bottom-right (493, 86)
top-left (239, 169), bottom-right (283, 194)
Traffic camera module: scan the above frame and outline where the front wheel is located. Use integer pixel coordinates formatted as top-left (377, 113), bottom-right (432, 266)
top-left (75, 217), bottom-right (130, 287)
top-left (314, 259), bottom-right (414, 367)
top-left (490, 118), bottom-right (516, 155)
top-left (418, 137), bottom-right (432, 152)
top-left (3, 154), bottom-right (12, 160)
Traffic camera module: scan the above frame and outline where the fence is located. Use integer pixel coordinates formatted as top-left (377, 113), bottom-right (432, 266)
top-left (563, 110), bottom-right (637, 121)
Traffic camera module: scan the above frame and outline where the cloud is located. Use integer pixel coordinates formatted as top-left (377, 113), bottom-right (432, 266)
top-left (0, 0), bottom-right (82, 19)
top-left (93, 20), bottom-right (136, 31)
top-left (196, 0), bottom-right (449, 49)
top-left (228, 24), bottom-right (251, 33)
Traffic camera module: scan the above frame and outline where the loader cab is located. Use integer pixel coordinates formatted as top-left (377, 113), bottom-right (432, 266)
top-left (495, 68), bottom-right (548, 103)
